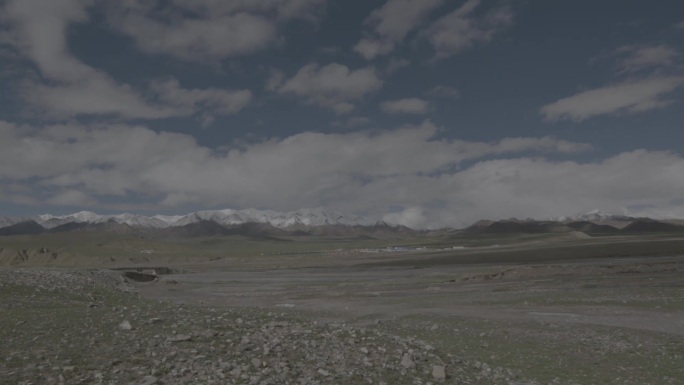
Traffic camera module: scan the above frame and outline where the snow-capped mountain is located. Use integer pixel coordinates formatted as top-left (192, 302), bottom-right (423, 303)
top-left (20, 208), bottom-right (376, 230)
top-left (0, 216), bottom-right (24, 228)
top-left (554, 209), bottom-right (634, 223)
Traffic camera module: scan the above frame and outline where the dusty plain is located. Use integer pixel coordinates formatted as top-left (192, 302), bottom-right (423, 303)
top-left (2, 232), bottom-right (684, 384)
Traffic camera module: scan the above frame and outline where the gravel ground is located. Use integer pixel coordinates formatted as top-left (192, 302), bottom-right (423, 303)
top-left (0, 268), bottom-right (528, 385)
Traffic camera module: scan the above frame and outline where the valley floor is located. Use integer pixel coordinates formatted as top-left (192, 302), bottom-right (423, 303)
top-left (2, 239), bottom-right (684, 384)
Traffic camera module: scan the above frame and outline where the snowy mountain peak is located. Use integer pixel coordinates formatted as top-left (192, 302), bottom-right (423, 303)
top-left (22, 208), bottom-right (377, 230)
top-left (554, 209), bottom-right (632, 223)
top-left (70, 211), bottom-right (105, 222)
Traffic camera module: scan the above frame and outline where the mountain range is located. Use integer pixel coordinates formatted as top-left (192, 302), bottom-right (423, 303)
top-left (1, 208), bottom-right (684, 238)
top-left (0, 208), bottom-right (413, 238)
top-left (466, 210), bottom-right (684, 235)
top-left (0, 208), bottom-right (374, 229)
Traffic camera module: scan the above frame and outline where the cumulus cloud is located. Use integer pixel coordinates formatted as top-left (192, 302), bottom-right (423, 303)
top-left (151, 79), bottom-right (252, 123)
top-left (276, 63), bottom-right (383, 113)
top-left (614, 44), bottom-right (679, 73)
top-left (7, 119), bottom-right (684, 228)
top-left (1, 0), bottom-right (175, 119)
top-left (383, 207), bottom-right (427, 229)
top-left (423, 0), bottom-right (513, 59)
top-left (0, 119), bottom-right (607, 227)
top-left (354, 0), bottom-right (444, 59)
top-left (380, 98), bottom-right (430, 114)
top-left (0, 0), bottom-right (253, 120)
top-left (47, 190), bottom-right (97, 206)
top-left (540, 77), bottom-right (684, 121)
top-left (107, 0), bottom-right (325, 60)
top-left (110, 12), bottom-right (276, 60)
top-left (166, 0), bottom-right (326, 22)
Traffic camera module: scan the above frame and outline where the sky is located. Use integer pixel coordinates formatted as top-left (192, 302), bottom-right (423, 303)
top-left (0, 0), bottom-right (683, 228)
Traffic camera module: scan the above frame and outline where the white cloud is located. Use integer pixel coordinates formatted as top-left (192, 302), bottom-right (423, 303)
top-left (423, 0), bottom-right (513, 59)
top-left (614, 44), bottom-right (679, 73)
top-left (166, 0), bottom-right (326, 22)
top-left (381, 98), bottom-right (430, 114)
top-left (1, 0), bottom-right (252, 120)
top-left (7, 118), bottom-right (684, 228)
top-left (276, 63), bottom-right (383, 113)
top-left (540, 76), bottom-right (684, 122)
top-left (107, 0), bottom-right (326, 60)
top-left (383, 207), bottom-right (427, 228)
top-left (151, 79), bottom-right (253, 122)
top-left (111, 12), bottom-right (276, 60)
top-left (2, 0), bottom-right (176, 119)
top-left (354, 0), bottom-right (444, 59)
top-left (0, 119), bottom-right (601, 226)
top-left (354, 39), bottom-right (396, 61)
top-left (426, 85), bottom-right (460, 98)
top-left (8, 119), bottom-right (683, 228)
top-left (47, 190), bottom-right (97, 206)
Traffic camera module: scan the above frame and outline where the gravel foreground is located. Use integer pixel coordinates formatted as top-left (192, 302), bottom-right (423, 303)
top-left (1, 268), bottom-right (528, 385)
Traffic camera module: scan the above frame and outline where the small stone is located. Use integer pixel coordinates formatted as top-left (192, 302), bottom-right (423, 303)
top-left (139, 375), bottom-right (158, 385)
top-left (251, 358), bottom-right (262, 368)
top-left (317, 369), bottom-right (330, 376)
top-left (167, 334), bottom-right (192, 343)
top-left (119, 320), bottom-right (132, 331)
top-left (432, 365), bottom-right (446, 380)
top-left (400, 354), bottom-right (415, 369)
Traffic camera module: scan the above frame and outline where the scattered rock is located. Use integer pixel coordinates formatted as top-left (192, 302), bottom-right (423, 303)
top-left (400, 353), bottom-right (415, 369)
top-left (139, 375), bottom-right (158, 385)
top-left (118, 320), bottom-right (132, 331)
top-left (167, 334), bottom-right (192, 343)
top-left (317, 368), bottom-right (330, 376)
top-left (432, 365), bottom-right (446, 380)
top-left (275, 303), bottom-right (296, 308)
top-left (251, 358), bottom-right (262, 368)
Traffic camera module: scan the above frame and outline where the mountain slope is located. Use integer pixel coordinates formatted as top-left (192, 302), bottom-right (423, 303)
top-left (565, 221), bottom-right (621, 234)
top-left (622, 219), bottom-right (684, 233)
top-left (0, 220), bottom-right (45, 236)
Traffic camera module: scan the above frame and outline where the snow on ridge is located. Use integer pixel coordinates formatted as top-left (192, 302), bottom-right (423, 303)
top-left (172, 208), bottom-right (375, 228)
top-left (15, 208), bottom-right (378, 229)
top-left (551, 209), bottom-right (630, 222)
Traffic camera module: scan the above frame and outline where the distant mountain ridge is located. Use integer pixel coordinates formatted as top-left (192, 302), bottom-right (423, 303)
top-left (1, 208), bottom-right (684, 237)
top-left (0, 208), bottom-right (377, 230)
top-left (466, 209), bottom-right (684, 235)
top-left (0, 208), bottom-right (408, 238)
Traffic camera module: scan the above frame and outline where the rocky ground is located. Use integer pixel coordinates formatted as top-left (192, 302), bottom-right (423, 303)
top-left (0, 268), bottom-right (530, 385)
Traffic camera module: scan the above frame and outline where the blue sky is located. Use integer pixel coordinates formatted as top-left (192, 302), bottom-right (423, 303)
top-left (1, 0), bottom-right (683, 227)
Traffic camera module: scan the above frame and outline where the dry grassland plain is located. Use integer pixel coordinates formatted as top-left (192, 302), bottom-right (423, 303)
top-left (2, 232), bottom-right (684, 384)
